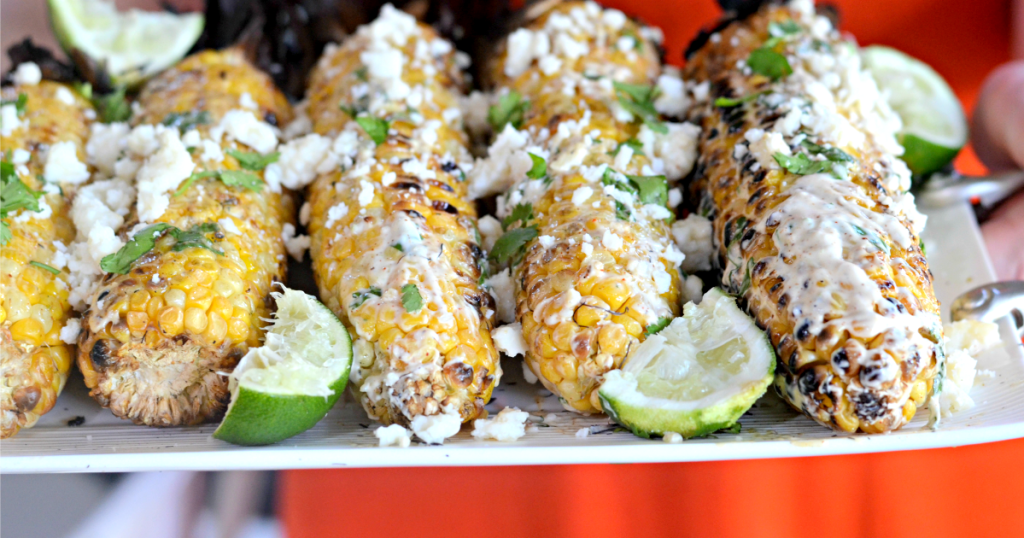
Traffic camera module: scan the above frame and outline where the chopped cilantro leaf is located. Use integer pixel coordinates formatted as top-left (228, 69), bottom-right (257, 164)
top-left (644, 317), bottom-right (672, 336)
top-left (614, 201), bottom-right (631, 221)
top-left (227, 149), bottom-right (280, 171)
top-left (488, 90), bottom-right (530, 132)
top-left (526, 153), bottom-right (547, 180)
top-left (626, 174), bottom-right (668, 206)
top-left (100, 223), bottom-right (172, 274)
top-left (714, 91), bottom-right (767, 108)
top-left (611, 138), bottom-right (645, 157)
top-left (356, 115), bottom-right (390, 145)
top-left (489, 226), bottom-right (538, 265)
top-left (747, 47), bottom-right (792, 80)
top-left (769, 20), bottom-right (801, 36)
top-left (851, 224), bottom-right (890, 255)
top-left (29, 261), bottom-right (60, 275)
top-left (502, 202), bottom-right (533, 231)
top-left (93, 86), bottom-right (132, 123)
top-left (351, 287), bottom-right (382, 308)
top-left (0, 93), bottom-right (28, 115)
top-left (401, 283), bottom-right (423, 313)
top-left (162, 110), bottom-right (212, 132)
top-left (613, 81), bottom-right (667, 134)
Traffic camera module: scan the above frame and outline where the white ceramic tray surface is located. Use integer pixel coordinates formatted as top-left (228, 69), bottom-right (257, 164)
top-left (2, 202), bottom-right (1022, 473)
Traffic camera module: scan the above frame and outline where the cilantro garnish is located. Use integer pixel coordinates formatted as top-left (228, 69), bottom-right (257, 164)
top-left (851, 224), bottom-right (890, 256)
top-left (354, 66), bottom-right (368, 81)
top-left (0, 93), bottom-right (28, 115)
top-left (610, 138), bottom-right (644, 157)
top-left (351, 287), bottom-right (382, 308)
top-left (162, 110), bottom-right (212, 132)
top-left (175, 169), bottom-right (263, 196)
top-left (29, 261), bottom-right (60, 275)
top-left (621, 28), bottom-right (643, 51)
top-left (773, 140), bottom-right (854, 179)
top-left (489, 226), bottom-right (539, 265)
top-left (644, 317), bottom-right (672, 336)
top-left (488, 90), bottom-right (530, 132)
top-left (226, 149), bottom-right (280, 171)
top-left (714, 91), bottom-right (768, 108)
top-left (768, 20), bottom-right (801, 36)
top-left (502, 202), bottom-right (533, 231)
top-left (100, 223), bottom-right (223, 274)
top-left (612, 81), bottom-right (667, 134)
top-left (1, 160), bottom-right (43, 246)
top-left (626, 174), bottom-right (668, 206)
top-left (614, 200), bottom-right (631, 221)
top-left (526, 153), bottom-right (547, 180)
top-left (93, 86), bottom-right (132, 123)
top-left (356, 115), bottom-right (390, 145)
top-left (401, 283), bottom-right (423, 313)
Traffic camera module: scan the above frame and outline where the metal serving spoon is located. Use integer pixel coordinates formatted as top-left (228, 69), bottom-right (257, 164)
top-left (951, 281), bottom-right (1024, 342)
top-left (916, 171), bottom-right (1024, 209)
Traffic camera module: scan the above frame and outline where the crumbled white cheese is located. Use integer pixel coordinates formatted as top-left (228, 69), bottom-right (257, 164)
top-left (134, 129), bottom-right (195, 223)
top-left (504, 28), bottom-right (550, 78)
top-left (12, 197), bottom-right (52, 223)
top-left (374, 424), bottom-right (412, 447)
top-left (461, 91), bottom-right (492, 138)
top-left (281, 223), bottom-right (310, 262)
top-left (471, 407), bottom-right (530, 442)
top-left (12, 62), bottom-right (41, 86)
top-left (477, 215), bottom-right (502, 252)
top-left (11, 148), bottom-right (30, 164)
top-left (67, 178), bottom-right (135, 310)
top-left (654, 71), bottom-right (690, 117)
top-left (263, 133), bottom-right (334, 192)
top-left (218, 217), bottom-right (241, 236)
top-left (357, 180), bottom-right (375, 206)
top-left (216, 110), bottom-right (279, 154)
top-left (537, 235), bottom-right (555, 248)
top-left (672, 214), bottom-right (714, 272)
top-left (492, 322), bottom-right (527, 357)
top-left (682, 274), bottom-right (704, 306)
top-left (1, 104), bottom-right (22, 136)
top-left (484, 268), bottom-right (516, 324)
top-left (575, 427), bottom-right (590, 439)
top-left (663, 432), bottom-right (683, 443)
top-left (43, 141), bottom-right (90, 185)
top-left (602, 231), bottom-right (623, 251)
top-left (409, 409), bottom-right (462, 444)
top-left (324, 203), bottom-right (349, 229)
top-left (929, 320), bottom-right (1003, 427)
top-left (55, 87), bottom-right (76, 105)
top-left (522, 362), bottom-right (539, 384)
top-left (239, 92), bottom-right (258, 110)
top-left (467, 124), bottom-right (535, 199)
top-left (637, 122), bottom-right (701, 180)
top-left (59, 318), bottom-right (81, 345)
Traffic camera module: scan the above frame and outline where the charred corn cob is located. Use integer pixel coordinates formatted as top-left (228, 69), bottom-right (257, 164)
top-left (1, 75), bottom-right (93, 438)
top-left (304, 6), bottom-right (499, 429)
top-left (478, 1), bottom-right (700, 413)
top-left (76, 50), bottom-right (295, 426)
top-left (683, 0), bottom-right (943, 433)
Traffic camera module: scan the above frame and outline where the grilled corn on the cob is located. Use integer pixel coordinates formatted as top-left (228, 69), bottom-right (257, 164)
top-left (1, 75), bottom-right (93, 438)
top-left (75, 50), bottom-right (295, 426)
top-left (683, 0), bottom-right (943, 433)
top-left (303, 6), bottom-right (499, 429)
top-left (477, 1), bottom-right (700, 413)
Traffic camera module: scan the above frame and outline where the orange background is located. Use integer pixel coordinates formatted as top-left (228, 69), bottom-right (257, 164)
top-left (281, 1), bottom-right (1022, 537)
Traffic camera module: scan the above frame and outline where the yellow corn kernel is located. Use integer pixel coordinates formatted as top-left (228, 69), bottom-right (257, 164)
top-left (49, 344), bottom-right (73, 374)
top-left (910, 379), bottom-right (928, 406)
top-left (186, 286), bottom-right (213, 310)
top-left (205, 312), bottom-right (227, 343)
top-left (227, 318), bottom-right (249, 342)
top-left (11, 317), bottom-right (44, 343)
top-left (29, 304), bottom-right (53, 334)
top-left (159, 262), bottom-right (184, 279)
top-left (613, 314), bottom-right (642, 338)
top-left (129, 290), bottom-right (151, 311)
top-left (553, 354), bottom-right (578, 382)
top-left (552, 321), bottom-right (577, 351)
top-left (164, 288), bottom-right (186, 309)
top-left (184, 307), bottom-right (208, 333)
top-left (539, 333), bottom-right (559, 359)
top-left (539, 358), bottom-right (563, 384)
top-left (209, 296), bottom-right (233, 320)
top-left (126, 311), bottom-right (149, 334)
top-left (592, 279), bottom-right (629, 311)
top-left (574, 304), bottom-right (607, 327)
top-left (158, 306), bottom-right (184, 336)
top-left (146, 295), bottom-right (165, 320)
top-left (5, 290), bottom-right (30, 322)
top-left (597, 323), bottom-right (627, 356)
top-left (379, 327), bottom-right (403, 351)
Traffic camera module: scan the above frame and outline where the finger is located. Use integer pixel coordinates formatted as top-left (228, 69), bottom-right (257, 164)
top-left (981, 189), bottom-right (1024, 281)
top-left (971, 60), bottom-right (1024, 172)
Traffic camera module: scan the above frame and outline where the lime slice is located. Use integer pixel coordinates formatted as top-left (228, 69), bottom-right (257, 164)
top-left (213, 287), bottom-right (352, 446)
top-left (47, 0), bottom-right (204, 87)
top-left (598, 288), bottom-right (774, 439)
top-left (861, 45), bottom-right (967, 177)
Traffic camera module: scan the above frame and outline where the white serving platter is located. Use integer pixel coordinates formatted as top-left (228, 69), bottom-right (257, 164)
top-left (2, 201), bottom-right (1022, 474)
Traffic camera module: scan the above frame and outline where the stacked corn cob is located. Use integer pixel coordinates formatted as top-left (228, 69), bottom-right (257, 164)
top-left (477, 1), bottom-right (700, 413)
top-left (75, 50), bottom-right (295, 426)
top-left (1, 73), bottom-right (94, 438)
top-left (683, 0), bottom-right (943, 432)
top-left (302, 5), bottom-right (499, 431)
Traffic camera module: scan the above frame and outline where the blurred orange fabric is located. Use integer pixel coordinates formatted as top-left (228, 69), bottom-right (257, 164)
top-left (281, 1), bottom-right (1020, 537)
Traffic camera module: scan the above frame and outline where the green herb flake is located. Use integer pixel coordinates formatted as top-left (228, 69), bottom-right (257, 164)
top-left (1, 160), bottom-right (44, 245)
top-left (175, 169), bottom-right (263, 196)
top-left (227, 149), bottom-right (280, 171)
top-left (851, 224), bottom-right (890, 255)
top-left (747, 47), bottom-right (792, 80)
top-left (489, 226), bottom-right (539, 264)
top-left (526, 153), bottom-right (547, 180)
top-left (728, 216), bottom-right (749, 247)
top-left (0, 93), bottom-right (28, 115)
top-left (392, 243), bottom-right (404, 252)
top-left (356, 115), bottom-right (390, 145)
top-left (401, 283), bottom-right (424, 313)
top-left (73, 82), bottom-right (93, 100)
top-left (169, 223), bottom-right (223, 255)
top-left (488, 90), bottom-right (530, 132)
top-left (502, 202), bottom-right (534, 231)
top-left (644, 317), bottom-right (672, 336)
top-left (773, 152), bottom-right (834, 177)
top-left (613, 81), bottom-right (666, 134)
top-left (626, 174), bottom-right (668, 206)
top-left (919, 238), bottom-right (927, 256)
top-left (611, 138), bottom-right (645, 157)
top-left (29, 261), bottom-right (60, 275)
top-left (768, 20), bottom-right (801, 36)
top-left (351, 287), bottom-right (382, 308)
top-left (162, 110), bottom-right (212, 132)
top-left (100, 223), bottom-right (172, 274)
top-left (93, 86), bottom-right (132, 124)
top-left (714, 91), bottom-right (767, 108)
top-left (621, 28), bottom-right (643, 51)
top-left (354, 66), bottom-right (368, 81)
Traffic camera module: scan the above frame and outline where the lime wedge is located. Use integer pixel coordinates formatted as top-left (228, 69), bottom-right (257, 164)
top-left (213, 287), bottom-right (352, 446)
top-left (598, 288), bottom-right (774, 439)
top-left (47, 0), bottom-right (204, 87)
top-left (861, 45), bottom-right (967, 177)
